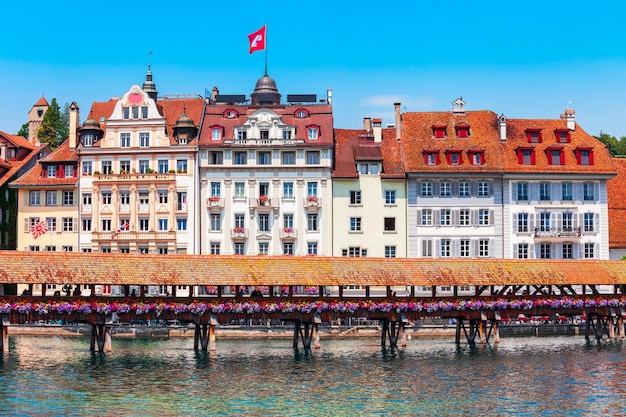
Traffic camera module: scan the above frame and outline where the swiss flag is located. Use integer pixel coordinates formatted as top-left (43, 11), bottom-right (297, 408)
top-left (248, 25), bottom-right (266, 54)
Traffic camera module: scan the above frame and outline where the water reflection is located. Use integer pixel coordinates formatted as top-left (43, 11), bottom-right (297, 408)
top-left (0, 336), bottom-right (625, 416)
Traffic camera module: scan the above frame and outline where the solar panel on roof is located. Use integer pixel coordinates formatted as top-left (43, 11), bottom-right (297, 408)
top-left (287, 94), bottom-right (317, 103)
top-left (256, 93), bottom-right (276, 103)
top-left (215, 94), bottom-right (246, 103)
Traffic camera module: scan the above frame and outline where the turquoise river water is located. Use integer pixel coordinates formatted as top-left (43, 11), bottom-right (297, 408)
top-left (0, 335), bottom-right (625, 416)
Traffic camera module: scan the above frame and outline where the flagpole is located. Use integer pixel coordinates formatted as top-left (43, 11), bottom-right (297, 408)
top-left (264, 23), bottom-right (268, 76)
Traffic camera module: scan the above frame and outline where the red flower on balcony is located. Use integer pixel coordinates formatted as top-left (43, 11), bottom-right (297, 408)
top-left (209, 196), bottom-right (220, 203)
top-left (283, 227), bottom-right (294, 233)
top-left (259, 195), bottom-right (268, 204)
top-left (307, 196), bottom-right (318, 202)
top-left (233, 227), bottom-right (245, 234)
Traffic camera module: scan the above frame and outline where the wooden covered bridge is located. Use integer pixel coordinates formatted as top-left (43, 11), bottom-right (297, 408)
top-left (1, 251), bottom-right (626, 352)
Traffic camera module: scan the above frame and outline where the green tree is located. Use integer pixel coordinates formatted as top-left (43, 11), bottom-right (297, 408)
top-left (37, 98), bottom-right (68, 149)
top-left (16, 122), bottom-right (29, 139)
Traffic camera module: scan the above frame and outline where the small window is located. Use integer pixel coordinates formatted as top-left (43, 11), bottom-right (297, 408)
top-left (306, 125), bottom-right (319, 140)
top-left (350, 217), bottom-right (361, 232)
top-left (575, 148), bottom-right (594, 166)
top-left (306, 151), bottom-right (319, 165)
top-left (526, 129), bottom-right (542, 143)
top-left (468, 151), bottom-right (485, 165)
top-left (350, 190), bottom-right (361, 205)
top-left (120, 133), bottom-right (130, 148)
top-left (258, 151), bottom-right (271, 165)
top-left (211, 127), bottom-right (222, 141)
top-left (555, 130), bottom-right (570, 143)
top-left (384, 217), bottom-right (396, 231)
top-left (456, 126), bottom-right (470, 138)
top-left (295, 108), bottom-right (309, 118)
top-left (432, 126), bottom-right (446, 138)
top-left (423, 151), bottom-right (440, 166)
top-left (139, 132), bottom-right (150, 147)
top-left (385, 190), bottom-right (396, 205)
top-left (210, 151), bottom-right (223, 165)
top-left (517, 148), bottom-right (535, 165)
top-left (223, 109), bottom-right (239, 119)
top-left (546, 148), bottom-right (564, 165)
top-left (234, 152), bottom-right (247, 165)
top-left (446, 151), bottom-right (462, 165)
top-left (281, 151), bottom-right (295, 165)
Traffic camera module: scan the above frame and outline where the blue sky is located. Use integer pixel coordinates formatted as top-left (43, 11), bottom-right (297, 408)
top-left (2, 0), bottom-right (626, 138)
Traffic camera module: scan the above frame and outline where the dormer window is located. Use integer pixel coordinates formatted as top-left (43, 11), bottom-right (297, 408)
top-left (46, 165), bottom-right (57, 178)
top-left (295, 108), bottom-right (309, 118)
top-left (433, 126), bottom-right (447, 139)
top-left (445, 150), bottom-right (463, 165)
top-left (526, 129), bottom-right (542, 143)
top-left (455, 125), bottom-right (470, 138)
top-left (423, 150), bottom-right (440, 166)
top-left (555, 129), bottom-right (571, 143)
top-left (306, 125), bottom-right (320, 140)
top-left (468, 150), bottom-right (485, 165)
top-left (83, 134), bottom-right (94, 147)
top-left (545, 146), bottom-right (565, 165)
top-left (575, 147), bottom-right (594, 165)
top-left (223, 109), bottom-right (239, 119)
top-left (516, 147), bottom-right (536, 165)
top-left (211, 126), bottom-right (224, 141)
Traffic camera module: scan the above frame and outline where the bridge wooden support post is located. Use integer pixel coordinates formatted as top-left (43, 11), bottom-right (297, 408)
top-left (90, 324), bottom-right (111, 352)
top-left (292, 317), bottom-right (320, 349)
top-left (456, 318), bottom-right (480, 344)
top-left (380, 319), bottom-right (404, 348)
top-left (194, 315), bottom-right (218, 352)
top-left (1, 314), bottom-right (9, 352)
top-left (478, 312), bottom-right (488, 344)
top-left (618, 307), bottom-right (626, 338)
top-left (609, 309), bottom-right (617, 339)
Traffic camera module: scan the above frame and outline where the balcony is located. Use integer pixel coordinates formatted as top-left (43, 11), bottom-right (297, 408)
top-left (249, 197), bottom-right (279, 218)
top-left (279, 228), bottom-right (298, 240)
top-left (207, 197), bottom-right (224, 212)
top-left (93, 172), bottom-right (176, 183)
top-left (80, 204), bottom-right (92, 214)
top-left (533, 227), bottom-right (581, 241)
top-left (231, 227), bottom-right (249, 240)
top-left (225, 137), bottom-right (304, 146)
top-left (304, 196), bottom-right (321, 211)
top-left (92, 231), bottom-right (176, 241)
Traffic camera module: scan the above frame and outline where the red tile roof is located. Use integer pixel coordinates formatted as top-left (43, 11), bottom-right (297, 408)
top-left (501, 120), bottom-right (615, 174)
top-left (400, 111), bottom-right (505, 173)
top-left (0, 251), bottom-right (624, 286)
top-left (608, 158), bottom-right (626, 249)
top-left (333, 128), bottom-right (404, 179)
top-left (0, 131), bottom-right (48, 187)
top-left (198, 104), bottom-right (334, 147)
top-left (10, 140), bottom-right (78, 187)
top-left (400, 110), bottom-right (615, 176)
top-left (33, 97), bottom-right (49, 107)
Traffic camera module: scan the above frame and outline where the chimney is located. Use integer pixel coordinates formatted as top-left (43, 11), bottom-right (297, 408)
top-left (560, 108), bottom-right (576, 131)
top-left (394, 102), bottom-right (402, 141)
top-left (212, 86), bottom-right (219, 102)
top-left (363, 117), bottom-right (372, 131)
top-left (327, 88), bottom-right (332, 105)
top-left (0, 142), bottom-right (7, 161)
top-left (372, 118), bottom-right (382, 143)
top-left (498, 114), bottom-right (507, 141)
top-left (69, 102), bottom-right (79, 149)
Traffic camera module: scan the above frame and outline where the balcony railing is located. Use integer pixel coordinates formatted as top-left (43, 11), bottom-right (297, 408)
top-left (92, 231), bottom-right (176, 241)
top-left (533, 227), bottom-right (582, 239)
top-left (279, 228), bottom-right (298, 239)
top-left (93, 172), bottom-right (176, 182)
top-left (230, 228), bottom-right (249, 239)
top-left (304, 197), bottom-right (321, 210)
top-left (207, 197), bottom-right (224, 211)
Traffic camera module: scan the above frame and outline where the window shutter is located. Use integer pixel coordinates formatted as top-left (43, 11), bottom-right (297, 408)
top-left (445, 153), bottom-right (451, 165)
top-left (452, 239), bottom-right (460, 257)
top-left (452, 210), bottom-right (459, 226)
top-left (576, 150), bottom-right (582, 165)
top-left (512, 184), bottom-right (518, 202)
top-left (471, 181), bottom-right (478, 196)
top-left (435, 153), bottom-right (441, 165)
top-left (529, 213), bottom-right (535, 231)
top-left (595, 243), bottom-right (600, 259)
top-left (559, 151), bottom-right (565, 165)
top-left (422, 154), bottom-right (428, 165)
top-left (473, 240), bottom-right (479, 257)
top-left (529, 243), bottom-right (535, 259)
top-left (417, 210), bottom-right (422, 224)
top-left (513, 243), bottom-right (519, 257)
top-left (489, 210), bottom-right (494, 226)
top-left (530, 151), bottom-right (536, 165)
top-left (433, 182), bottom-right (440, 196)
top-left (529, 183), bottom-right (539, 201)
top-left (433, 210), bottom-right (441, 226)
top-left (480, 153), bottom-right (485, 165)
top-left (452, 181), bottom-right (459, 196)
top-left (42, 169), bottom-right (47, 178)
top-left (458, 153), bottom-right (463, 165)
top-left (595, 183), bottom-right (600, 201)
top-left (434, 239), bottom-right (441, 256)
top-left (470, 210), bottom-right (478, 226)
top-left (589, 151), bottom-right (594, 165)
top-left (513, 213), bottom-right (519, 232)
top-left (573, 183), bottom-right (582, 201)
top-left (24, 218), bottom-right (29, 233)
top-left (73, 218), bottom-right (77, 232)
top-left (58, 165), bottom-right (65, 178)
top-left (551, 244), bottom-right (557, 259)
top-left (24, 192), bottom-right (29, 206)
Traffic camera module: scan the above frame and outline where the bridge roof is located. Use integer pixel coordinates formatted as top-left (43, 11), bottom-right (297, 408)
top-left (0, 252), bottom-right (624, 287)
